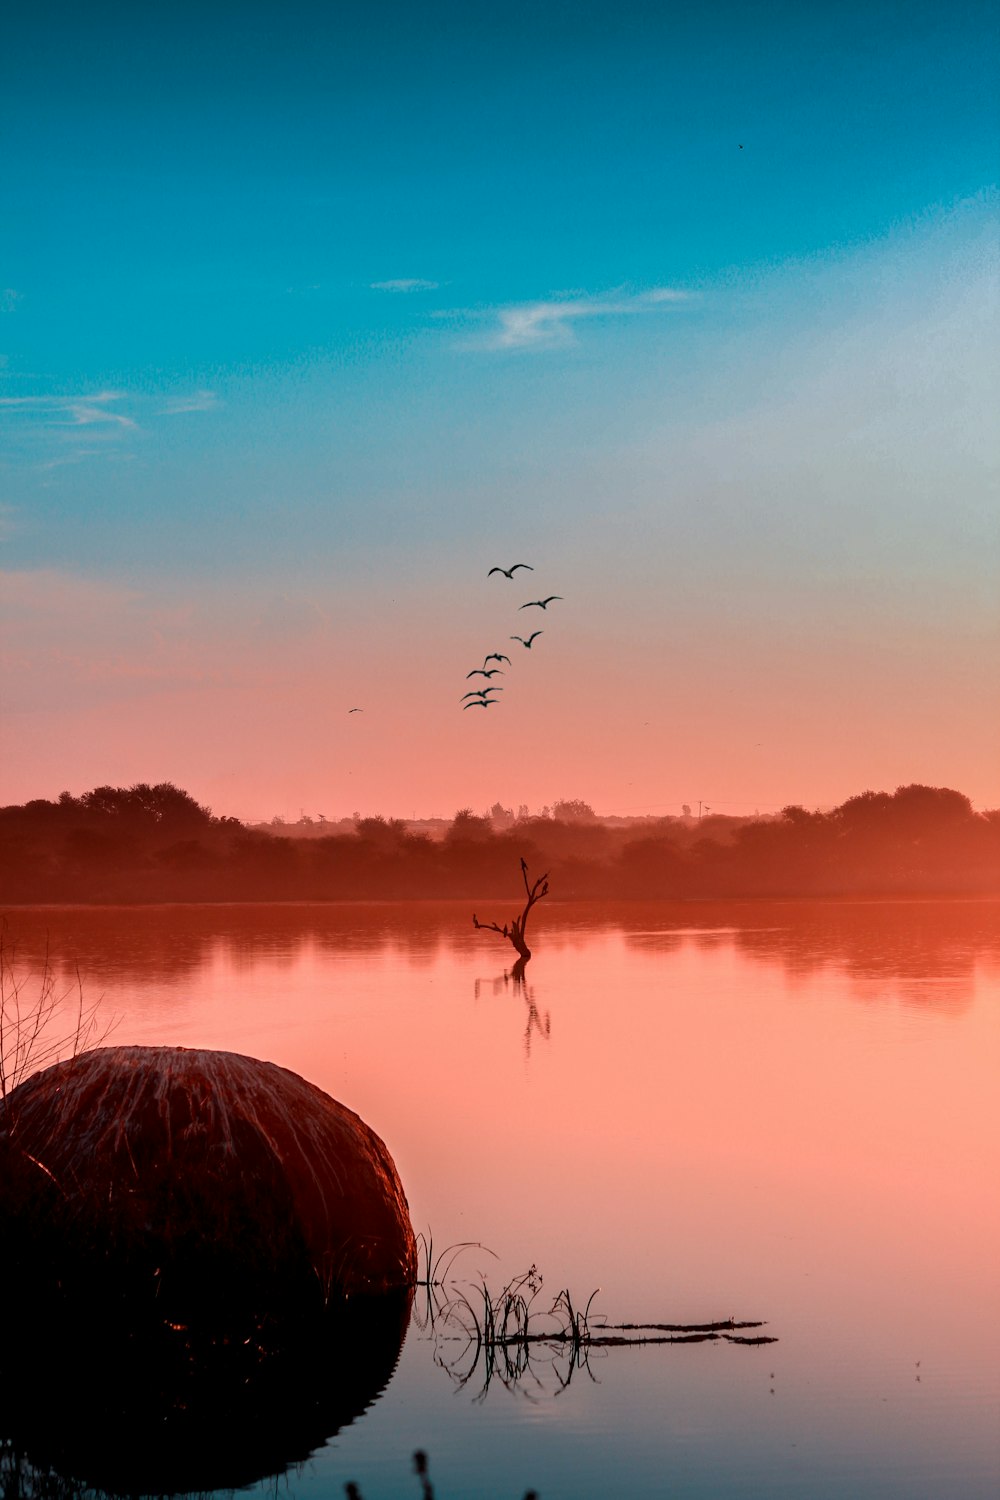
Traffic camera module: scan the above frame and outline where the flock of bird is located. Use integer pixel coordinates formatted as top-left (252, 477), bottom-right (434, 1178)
top-left (461, 563), bottom-right (563, 710)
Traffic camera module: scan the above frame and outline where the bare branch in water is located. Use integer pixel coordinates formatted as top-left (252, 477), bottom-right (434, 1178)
top-left (473, 858), bottom-right (549, 972)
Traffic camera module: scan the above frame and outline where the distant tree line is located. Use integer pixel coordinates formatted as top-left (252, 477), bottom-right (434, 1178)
top-left (1, 782), bottom-right (998, 905)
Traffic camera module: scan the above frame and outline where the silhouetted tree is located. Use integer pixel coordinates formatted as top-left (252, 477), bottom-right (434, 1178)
top-left (1, 781), bottom-right (997, 904)
top-left (79, 782), bottom-right (211, 829)
top-left (551, 798), bottom-right (597, 823)
top-left (473, 858), bottom-right (549, 979)
top-left (355, 815), bottom-right (410, 849)
top-left (446, 808), bottom-right (494, 843)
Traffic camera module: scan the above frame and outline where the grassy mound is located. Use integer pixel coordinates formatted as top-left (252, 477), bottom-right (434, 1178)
top-left (0, 1045), bottom-right (417, 1492)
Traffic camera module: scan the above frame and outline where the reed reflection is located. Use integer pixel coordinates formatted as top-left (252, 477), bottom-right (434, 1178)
top-left (419, 1263), bottom-right (776, 1406)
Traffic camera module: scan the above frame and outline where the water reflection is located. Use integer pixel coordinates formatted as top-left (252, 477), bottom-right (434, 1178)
top-left (418, 1262), bottom-right (607, 1404)
top-left (474, 967), bottom-right (551, 1054)
top-left (1, 904), bottom-right (477, 988)
top-left (5, 901), bottom-right (997, 1015)
top-left (0, 1291), bottom-right (411, 1497)
top-left (619, 900), bottom-right (1000, 1011)
top-left (423, 1267), bottom-right (776, 1405)
top-left (0, 900), bottom-right (996, 1500)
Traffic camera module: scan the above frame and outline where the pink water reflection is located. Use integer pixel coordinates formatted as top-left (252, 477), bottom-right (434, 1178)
top-left (5, 899), bottom-right (999, 1498)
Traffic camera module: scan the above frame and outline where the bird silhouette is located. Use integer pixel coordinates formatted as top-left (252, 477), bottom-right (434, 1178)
top-left (518, 596), bottom-right (562, 610)
top-left (466, 667), bottom-right (504, 679)
top-left (461, 687), bottom-right (503, 700)
top-left (483, 652), bottom-right (511, 666)
top-left (464, 697), bottom-right (499, 708)
top-left (511, 631), bottom-right (543, 648)
top-left (488, 563), bottom-right (533, 579)
top-left (347, 708), bottom-right (363, 713)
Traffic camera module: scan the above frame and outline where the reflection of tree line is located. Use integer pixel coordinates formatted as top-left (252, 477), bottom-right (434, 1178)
top-left (5, 905), bottom-right (522, 986)
top-left (3, 781), bottom-right (998, 907)
top-left (622, 899), bottom-right (999, 1010)
top-left (5, 900), bottom-right (997, 1018)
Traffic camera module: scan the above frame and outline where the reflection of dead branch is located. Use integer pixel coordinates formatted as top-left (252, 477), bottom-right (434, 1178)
top-left (473, 967), bottom-right (551, 1055)
top-left (473, 859), bottom-right (549, 978)
top-left (0, 936), bottom-right (114, 1116)
top-left (520, 982), bottom-right (550, 1054)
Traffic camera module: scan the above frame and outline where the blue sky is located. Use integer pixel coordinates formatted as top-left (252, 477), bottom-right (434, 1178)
top-left (1, 1), bottom-right (997, 816)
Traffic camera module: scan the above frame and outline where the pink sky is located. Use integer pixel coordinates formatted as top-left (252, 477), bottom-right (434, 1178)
top-left (3, 202), bottom-right (997, 821)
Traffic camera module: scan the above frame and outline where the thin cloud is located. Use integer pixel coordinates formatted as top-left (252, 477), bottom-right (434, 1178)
top-left (159, 389), bottom-right (219, 416)
top-left (38, 450), bottom-right (102, 471)
top-left (474, 287), bottom-right (691, 350)
top-left (371, 278), bottom-right (439, 292)
top-left (0, 390), bottom-right (136, 428)
top-left (66, 401), bottom-right (136, 429)
top-left (1, 289), bottom-right (21, 313)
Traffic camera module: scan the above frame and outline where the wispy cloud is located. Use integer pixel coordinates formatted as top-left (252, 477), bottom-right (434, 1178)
top-left (371, 278), bottom-right (439, 292)
top-left (1, 289), bottom-right (21, 313)
top-left (67, 400), bottom-right (136, 429)
top-left (38, 450), bottom-right (102, 471)
top-left (0, 390), bottom-right (137, 428)
top-left (159, 389), bottom-right (219, 416)
top-left (468, 287), bottom-right (691, 350)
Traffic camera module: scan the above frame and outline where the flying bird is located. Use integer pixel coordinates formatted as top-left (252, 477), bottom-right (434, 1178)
top-left (461, 688), bottom-right (503, 700)
top-left (464, 697), bottom-right (499, 708)
top-left (483, 653), bottom-right (511, 666)
top-left (518, 596), bottom-right (563, 610)
top-left (466, 667), bottom-right (504, 679)
top-left (510, 631), bottom-right (543, 648)
top-left (347, 708), bottom-right (363, 713)
top-left (488, 563), bottom-right (533, 579)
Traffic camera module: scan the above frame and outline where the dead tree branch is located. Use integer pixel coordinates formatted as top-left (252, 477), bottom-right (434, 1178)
top-left (473, 858), bottom-right (549, 975)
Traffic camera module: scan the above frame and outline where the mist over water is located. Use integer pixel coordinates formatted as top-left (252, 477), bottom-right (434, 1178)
top-left (4, 900), bottom-right (998, 1499)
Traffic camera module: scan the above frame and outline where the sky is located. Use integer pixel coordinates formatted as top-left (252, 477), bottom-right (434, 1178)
top-left (1, 0), bottom-right (998, 821)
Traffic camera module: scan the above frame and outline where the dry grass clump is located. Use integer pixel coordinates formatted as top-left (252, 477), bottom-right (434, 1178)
top-left (0, 1044), bottom-right (417, 1494)
top-left (0, 1044), bottom-right (416, 1312)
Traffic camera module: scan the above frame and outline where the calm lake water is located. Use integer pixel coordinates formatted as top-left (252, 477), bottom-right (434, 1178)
top-left (3, 900), bottom-right (999, 1499)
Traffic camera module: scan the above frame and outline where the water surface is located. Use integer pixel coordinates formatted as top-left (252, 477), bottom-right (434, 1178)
top-left (4, 900), bottom-right (998, 1499)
